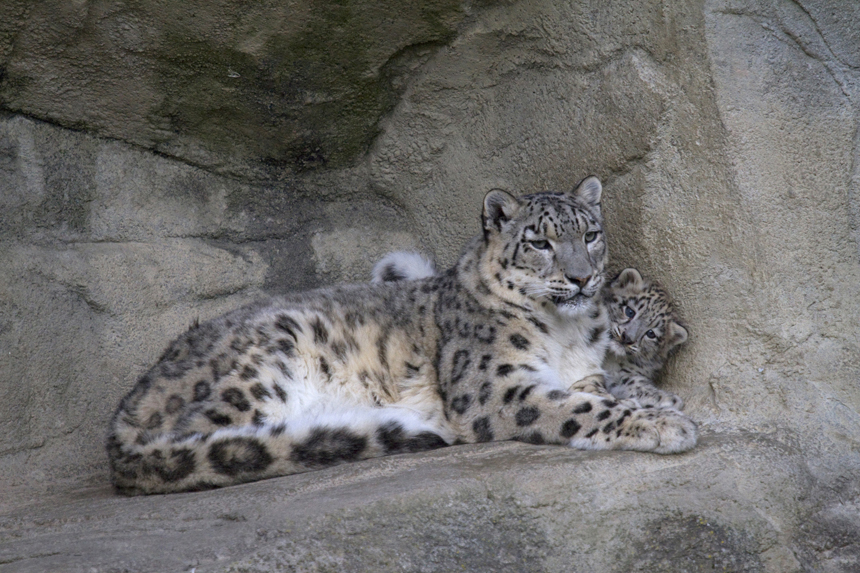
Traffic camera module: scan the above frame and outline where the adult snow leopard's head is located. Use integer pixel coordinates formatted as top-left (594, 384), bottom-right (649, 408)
top-left (480, 176), bottom-right (607, 315)
top-left (605, 268), bottom-right (688, 369)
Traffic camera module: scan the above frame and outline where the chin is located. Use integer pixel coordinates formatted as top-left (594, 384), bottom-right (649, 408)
top-left (556, 294), bottom-right (592, 316)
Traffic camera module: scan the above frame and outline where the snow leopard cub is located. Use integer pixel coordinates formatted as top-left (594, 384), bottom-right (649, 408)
top-left (602, 268), bottom-right (688, 409)
top-left (372, 255), bottom-right (688, 408)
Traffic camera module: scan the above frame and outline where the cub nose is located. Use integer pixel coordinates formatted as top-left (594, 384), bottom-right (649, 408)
top-left (565, 274), bottom-right (591, 288)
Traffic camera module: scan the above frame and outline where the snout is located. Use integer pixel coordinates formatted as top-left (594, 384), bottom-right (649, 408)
top-left (564, 272), bottom-right (603, 298)
top-left (564, 273), bottom-right (592, 290)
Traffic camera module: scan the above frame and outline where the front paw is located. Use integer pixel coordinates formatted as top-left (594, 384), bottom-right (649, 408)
top-left (618, 409), bottom-right (698, 454)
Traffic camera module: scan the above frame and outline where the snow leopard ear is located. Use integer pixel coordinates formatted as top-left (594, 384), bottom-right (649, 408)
top-left (666, 320), bottom-right (688, 349)
top-left (571, 175), bottom-right (602, 213)
top-left (612, 268), bottom-right (645, 290)
top-left (482, 189), bottom-right (521, 236)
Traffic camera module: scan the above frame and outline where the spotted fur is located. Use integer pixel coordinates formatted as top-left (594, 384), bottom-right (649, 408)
top-left (602, 268), bottom-right (689, 409)
top-left (107, 176), bottom-right (696, 495)
top-left (374, 259), bottom-right (689, 409)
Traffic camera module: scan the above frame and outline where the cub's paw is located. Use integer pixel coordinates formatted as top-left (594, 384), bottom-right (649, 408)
top-left (607, 378), bottom-right (685, 410)
top-left (567, 374), bottom-right (611, 397)
top-left (638, 388), bottom-right (685, 411)
top-left (620, 409), bottom-right (698, 454)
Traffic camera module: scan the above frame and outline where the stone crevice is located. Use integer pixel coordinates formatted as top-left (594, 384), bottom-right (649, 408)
top-left (788, 0), bottom-right (860, 71)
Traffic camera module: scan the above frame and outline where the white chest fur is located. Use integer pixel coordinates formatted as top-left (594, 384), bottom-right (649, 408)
top-left (542, 305), bottom-right (608, 387)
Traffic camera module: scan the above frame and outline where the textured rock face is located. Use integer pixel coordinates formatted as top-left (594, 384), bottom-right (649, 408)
top-left (0, 436), bottom-right (832, 572)
top-left (1, 0), bottom-right (859, 571)
top-left (0, 0), bottom-right (464, 176)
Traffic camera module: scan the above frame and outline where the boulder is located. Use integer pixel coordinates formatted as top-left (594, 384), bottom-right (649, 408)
top-left (0, 0), bottom-right (858, 570)
top-left (0, 435), bottom-right (840, 572)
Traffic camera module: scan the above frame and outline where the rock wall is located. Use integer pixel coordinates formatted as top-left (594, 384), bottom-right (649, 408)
top-left (1, 0), bottom-right (859, 571)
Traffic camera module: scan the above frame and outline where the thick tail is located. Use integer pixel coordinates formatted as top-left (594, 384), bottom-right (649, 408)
top-left (108, 414), bottom-right (449, 495)
top-left (371, 251), bottom-right (437, 283)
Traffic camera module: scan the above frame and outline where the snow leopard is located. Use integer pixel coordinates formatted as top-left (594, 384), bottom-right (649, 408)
top-left (107, 176), bottom-right (697, 495)
top-left (372, 260), bottom-right (689, 409)
top-left (601, 268), bottom-right (689, 409)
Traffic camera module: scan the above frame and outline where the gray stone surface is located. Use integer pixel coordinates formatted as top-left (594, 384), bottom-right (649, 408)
top-left (1, 0), bottom-right (859, 570)
top-left (0, 0), bottom-right (464, 177)
top-left (1, 434), bottom-right (852, 573)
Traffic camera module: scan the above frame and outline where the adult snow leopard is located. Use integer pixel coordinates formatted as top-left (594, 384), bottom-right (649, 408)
top-left (107, 176), bottom-right (696, 495)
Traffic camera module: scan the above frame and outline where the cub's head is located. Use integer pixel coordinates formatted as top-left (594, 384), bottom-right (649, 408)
top-left (605, 268), bottom-right (688, 368)
top-left (480, 176), bottom-right (607, 315)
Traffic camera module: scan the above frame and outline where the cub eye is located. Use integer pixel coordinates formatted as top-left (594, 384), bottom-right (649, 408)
top-left (530, 240), bottom-right (551, 250)
top-left (584, 231), bottom-right (598, 243)
top-left (645, 330), bottom-right (657, 339)
top-left (624, 306), bottom-right (635, 319)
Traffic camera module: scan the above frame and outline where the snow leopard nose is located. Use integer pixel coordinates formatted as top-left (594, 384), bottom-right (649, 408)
top-left (565, 274), bottom-right (591, 289)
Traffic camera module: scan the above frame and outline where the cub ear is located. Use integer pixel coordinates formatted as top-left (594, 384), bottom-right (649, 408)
top-left (482, 189), bottom-right (521, 235)
top-left (666, 321), bottom-right (688, 349)
top-left (612, 268), bottom-right (645, 290)
top-left (571, 175), bottom-right (602, 210)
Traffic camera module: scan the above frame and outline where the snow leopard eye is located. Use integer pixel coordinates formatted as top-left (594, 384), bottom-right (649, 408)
top-left (624, 306), bottom-right (635, 319)
top-left (584, 231), bottom-right (598, 243)
top-left (645, 329), bottom-right (657, 339)
top-left (529, 240), bottom-right (551, 250)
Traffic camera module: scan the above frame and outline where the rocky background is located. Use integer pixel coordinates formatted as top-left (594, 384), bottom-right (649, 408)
top-left (1, 0), bottom-right (859, 571)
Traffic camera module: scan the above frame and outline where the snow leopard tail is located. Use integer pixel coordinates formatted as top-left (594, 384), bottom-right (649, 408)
top-left (371, 251), bottom-right (437, 283)
top-left (107, 414), bottom-right (449, 495)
